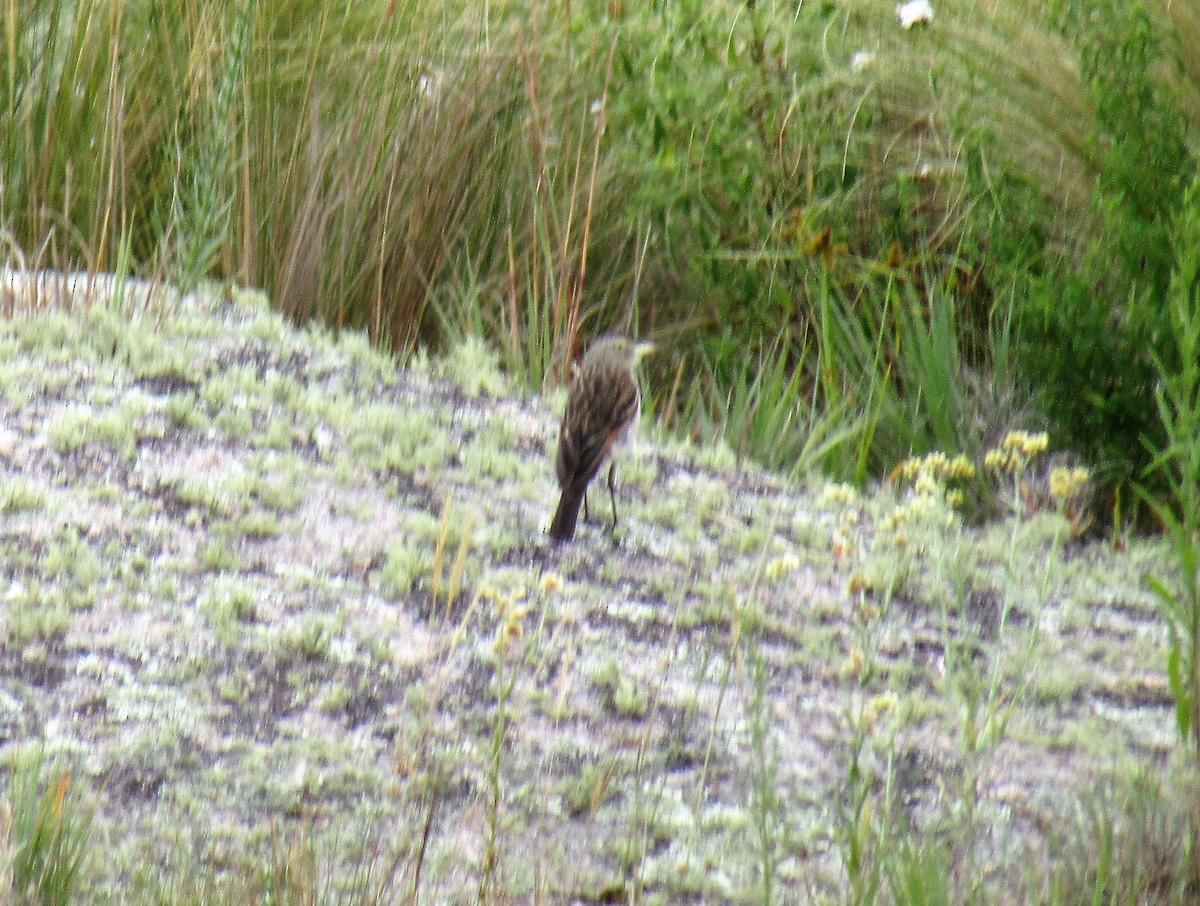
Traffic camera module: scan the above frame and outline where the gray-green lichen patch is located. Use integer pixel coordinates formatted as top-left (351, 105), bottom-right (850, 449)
top-left (0, 276), bottom-right (1187, 902)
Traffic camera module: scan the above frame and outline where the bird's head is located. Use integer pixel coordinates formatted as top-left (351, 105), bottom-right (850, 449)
top-left (583, 335), bottom-right (656, 370)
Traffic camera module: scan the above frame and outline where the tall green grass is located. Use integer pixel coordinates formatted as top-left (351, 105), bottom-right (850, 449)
top-left (2, 0), bottom-right (639, 382)
top-left (4, 752), bottom-right (93, 906)
top-left (3, 0), bottom-right (1200, 501)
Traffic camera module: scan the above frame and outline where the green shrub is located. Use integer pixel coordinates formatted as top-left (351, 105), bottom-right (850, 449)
top-left (1015, 0), bottom-right (1193, 495)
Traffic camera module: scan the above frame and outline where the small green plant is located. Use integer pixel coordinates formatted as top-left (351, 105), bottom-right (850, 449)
top-left (214, 406), bottom-right (254, 441)
top-left (836, 584), bottom-right (901, 906)
top-left (292, 616), bottom-right (335, 662)
top-left (984, 430), bottom-right (1050, 519)
top-left (687, 331), bottom-right (858, 479)
top-left (160, 0), bottom-right (255, 290)
top-left (41, 531), bottom-right (101, 592)
top-left (240, 465), bottom-right (305, 515)
top-left (886, 837), bottom-right (952, 906)
top-left (346, 404), bottom-right (451, 476)
top-left (435, 336), bottom-right (509, 397)
top-left (477, 585), bottom-right (537, 905)
top-left (172, 477), bottom-right (232, 519)
top-left (257, 416), bottom-right (296, 450)
top-left (742, 606), bottom-right (781, 905)
top-left (430, 497), bottom-right (476, 621)
top-left (46, 406), bottom-right (138, 460)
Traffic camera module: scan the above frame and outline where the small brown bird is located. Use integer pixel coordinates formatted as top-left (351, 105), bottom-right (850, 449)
top-left (549, 335), bottom-right (654, 543)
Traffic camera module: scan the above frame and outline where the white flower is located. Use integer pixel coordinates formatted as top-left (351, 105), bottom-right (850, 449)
top-left (589, 99), bottom-right (607, 134)
top-left (897, 0), bottom-right (934, 29)
top-left (417, 71), bottom-right (442, 101)
top-left (851, 51), bottom-right (875, 73)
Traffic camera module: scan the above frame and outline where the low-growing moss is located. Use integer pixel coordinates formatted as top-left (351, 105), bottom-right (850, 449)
top-left (257, 416), bottom-right (296, 450)
top-left (236, 510), bottom-right (282, 539)
top-left (173, 477), bottom-right (234, 519)
top-left (164, 391), bottom-right (206, 431)
top-left (197, 524), bottom-right (241, 573)
top-left (0, 356), bottom-right (41, 406)
top-left (435, 336), bottom-right (508, 397)
top-left (458, 438), bottom-right (524, 482)
top-left (46, 404), bottom-right (140, 460)
top-left (0, 478), bottom-right (47, 514)
top-left (345, 404), bottom-right (451, 476)
top-left (17, 307), bottom-right (81, 360)
top-left (593, 657), bottom-right (649, 719)
top-left (281, 614), bottom-right (339, 662)
top-left (201, 582), bottom-right (259, 636)
top-left (561, 761), bottom-right (618, 816)
top-left (380, 541), bottom-right (426, 599)
top-left (239, 464), bottom-right (305, 514)
top-left (42, 530), bottom-right (101, 590)
top-left (214, 406), bottom-right (254, 441)
top-left (5, 581), bottom-right (73, 643)
top-left (333, 326), bottom-right (396, 381)
top-left (320, 682), bottom-right (354, 715)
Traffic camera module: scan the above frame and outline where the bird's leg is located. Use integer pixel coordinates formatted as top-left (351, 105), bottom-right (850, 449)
top-left (583, 489), bottom-right (590, 524)
top-left (607, 461), bottom-right (619, 532)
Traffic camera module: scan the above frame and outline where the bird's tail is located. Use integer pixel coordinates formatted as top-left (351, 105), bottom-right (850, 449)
top-left (549, 488), bottom-right (583, 542)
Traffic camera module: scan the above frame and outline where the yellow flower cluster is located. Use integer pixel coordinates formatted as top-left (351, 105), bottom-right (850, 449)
top-left (913, 470), bottom-right (939, 497)
top-left (896, 452), bottom-right (977, 483)
top-left (985, 431), bottom-right (1049, 473)
top-left (481, 573), bottom-right (563, 656)
top-left (879, 490), bottom-right (954, 535)
top-left (821, 482), bottom-right (859, 507)
top-left (1005, 430), bottom-right (1049, 455)
top-left (839, 647), bottom-right (865, 678)
top-left (1049, 466), bottom-right (1090, 502)
top-left (764, 552), bottom-right (801, 580)
top-left (862, 691), bottom-right (898, 730)
top-left (538, 572), bottom-right (564, 596)
top-left (832, 524), bottom-right (856, 559)
top-left (890, 451), bottom-right (975, 520)
top-left (483, 585), bottom-right (530, 655)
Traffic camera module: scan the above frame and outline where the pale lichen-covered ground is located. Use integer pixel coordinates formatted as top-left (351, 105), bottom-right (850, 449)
top-left (0, 272), bottom-right (1184, 902)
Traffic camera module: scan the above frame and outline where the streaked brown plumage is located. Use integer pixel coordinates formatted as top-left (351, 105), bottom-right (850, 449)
top-left (549, 336), bottom-right (654, 543)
